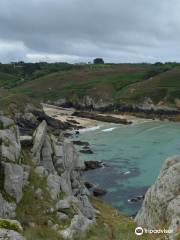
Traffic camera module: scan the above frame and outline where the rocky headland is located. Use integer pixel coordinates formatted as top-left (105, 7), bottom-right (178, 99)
top-left (0, 112), bottom-right (95, 239)
top-left (135, 155), bottom-right (180, 240)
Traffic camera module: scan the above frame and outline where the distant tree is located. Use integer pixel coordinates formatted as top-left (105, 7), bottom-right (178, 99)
top-left (154, 62), bottom-right (163, 65)
top-left (93, 58), bottom-right (104, 64)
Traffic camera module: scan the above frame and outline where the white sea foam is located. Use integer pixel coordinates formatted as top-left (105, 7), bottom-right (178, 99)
top-left (124, 171), bottom-right (131, 175)
top-left (102, 127), bottom-right (116, 132)
top-left (79, 126), bottom-right (100, 133)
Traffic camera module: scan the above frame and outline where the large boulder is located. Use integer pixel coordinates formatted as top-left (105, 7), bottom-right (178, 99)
top-left (135, 155), bottom-right (180, 240)
top-left (47, 173), bottom-right (61, 200)
top-left (41, 135), bottom-right (55, 173)
top-left (70, 196), bottom-right (95, 220)
top-left (2, 162), bottom-right (24, 203)
top-left (0, 116), bottom-right (14, 129)
top-left (60, 171), bottom-right (72, 196)
top-left (51, 135), bottom-right (64, 174)
top-left (31, 120), bottom-right (47, 164)
top-left (0, 127), bottom-right (21, 163)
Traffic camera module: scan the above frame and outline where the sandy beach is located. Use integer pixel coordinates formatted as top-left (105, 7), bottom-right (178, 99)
top-left (43, 104), bottom-right (99, 128)
top-left (42, 103), bottom-right (145, 128)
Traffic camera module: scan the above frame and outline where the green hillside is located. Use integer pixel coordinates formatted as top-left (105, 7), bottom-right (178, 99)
top-left (0, 62), bottom-right (180, 109)
top-left (118, 67), bottom-right (180, 105)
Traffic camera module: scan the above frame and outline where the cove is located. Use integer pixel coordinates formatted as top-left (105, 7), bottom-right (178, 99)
top-left (73, 119), bottom-right (180, 216)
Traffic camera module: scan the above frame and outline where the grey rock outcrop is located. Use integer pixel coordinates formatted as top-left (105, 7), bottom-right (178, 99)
top-left (41, 135), bottom-right (55, 173)
top-left (0, 116), bottom-right (14, 129)
top-left (56, 198), bottom-right (71, 210)
top-left (0, 193), bottom-right (16, 219)
top-left (2, 162), bottom-right (24, 203)
top-left (0, 115), bottom-right (95, 240)
top-left (135, 155), bottom-right (180, 240)
top-left (31, 120), bottom-right (47, 164)
top-left (60, 214), bottom-right (94, 239)
top-left (0, 126), bottom-right (21, 163)
top-left (30, 121), bottom-right (96, 238)
top-left (47, 173), bottom-right (61, 200)
top-left (0, 228), bottom-right (25, 240)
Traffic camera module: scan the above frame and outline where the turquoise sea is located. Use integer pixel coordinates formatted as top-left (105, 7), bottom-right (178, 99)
top-left (73, 119), bottom-right (180, 216)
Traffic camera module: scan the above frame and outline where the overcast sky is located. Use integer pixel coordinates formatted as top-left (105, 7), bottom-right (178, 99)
top-left (0, 0), bottom-right (180, 63)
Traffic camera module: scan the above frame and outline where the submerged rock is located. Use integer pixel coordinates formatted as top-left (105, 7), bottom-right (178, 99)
top-left (72, 141), bottom-right (89, 146)
top-left (93, 187), bottom-right (107, 197)
top-left (84, 160), bottom-right (104, 170)
top-left (79, 149), bottom-right (93, 154)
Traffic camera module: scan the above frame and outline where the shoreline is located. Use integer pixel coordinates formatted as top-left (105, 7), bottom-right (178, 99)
top-left (43, 103), bottom-right (150, 129)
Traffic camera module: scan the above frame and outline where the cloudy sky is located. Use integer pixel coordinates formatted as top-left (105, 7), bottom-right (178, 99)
top-left (0, 0), bottom-right (180, 63)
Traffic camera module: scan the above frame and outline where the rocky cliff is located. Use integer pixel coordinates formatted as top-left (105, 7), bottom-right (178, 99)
top-left (0, 113), bottom-right (95, 239)
top-left (135, 156), bottom-right (180, 240)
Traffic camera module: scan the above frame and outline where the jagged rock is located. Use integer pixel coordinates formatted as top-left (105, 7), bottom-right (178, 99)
top-left (34, 166), bottom-right (48, 178)
top-left (41, 135), bottom-right (55, 173)
top-left (56, 199), bottom-right (71, 210)
top-left (0, 116), bottom-right (14, 129)
top-left (47, 174), bottom-right (61, 200)
top-left (23, 112), bottom-right (38, 125)
top-left (31, 120), bottom-right (47, 163)
top-left (73, 111), bottom-right (132, 124)
top-left (0, 228), bottom-right (25, 240)
top-left (0, 193), bottom-right (16, 219)
top-left (70, 196), bottom-right (95, 220)
top-left (60, 214), bottom-right (94, 239)
top-left (51, 135), bottom-right (64, 173)
top-left (20, 136), bottom-right (33, 147)
top-left (2, 162), bottom-right (24, 203)
top-left (0, 127), bottom-right (21, 163)
top-left (135, 155), bottom-right (180, 240)
top-left (84, 181), bottom-right (94, 189)
top-left (64, 143), bottom-right (84, 170)
top-left (59, 143), bottom-right (82, 196)
top-left (56, 212), bottom-right (69, 221)
top-left (60, 171), bottom-right (72, 196)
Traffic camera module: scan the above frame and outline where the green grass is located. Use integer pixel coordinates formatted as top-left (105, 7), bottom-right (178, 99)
top-left (24, 226), bottom-right (62, 240)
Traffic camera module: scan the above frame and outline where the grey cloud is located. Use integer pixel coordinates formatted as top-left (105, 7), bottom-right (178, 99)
top-left (0, 0), bottom-right (180, 62)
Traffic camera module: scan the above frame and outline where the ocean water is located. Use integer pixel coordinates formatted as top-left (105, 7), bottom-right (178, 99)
top-left (73, 119), bottom-right (180, 216)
